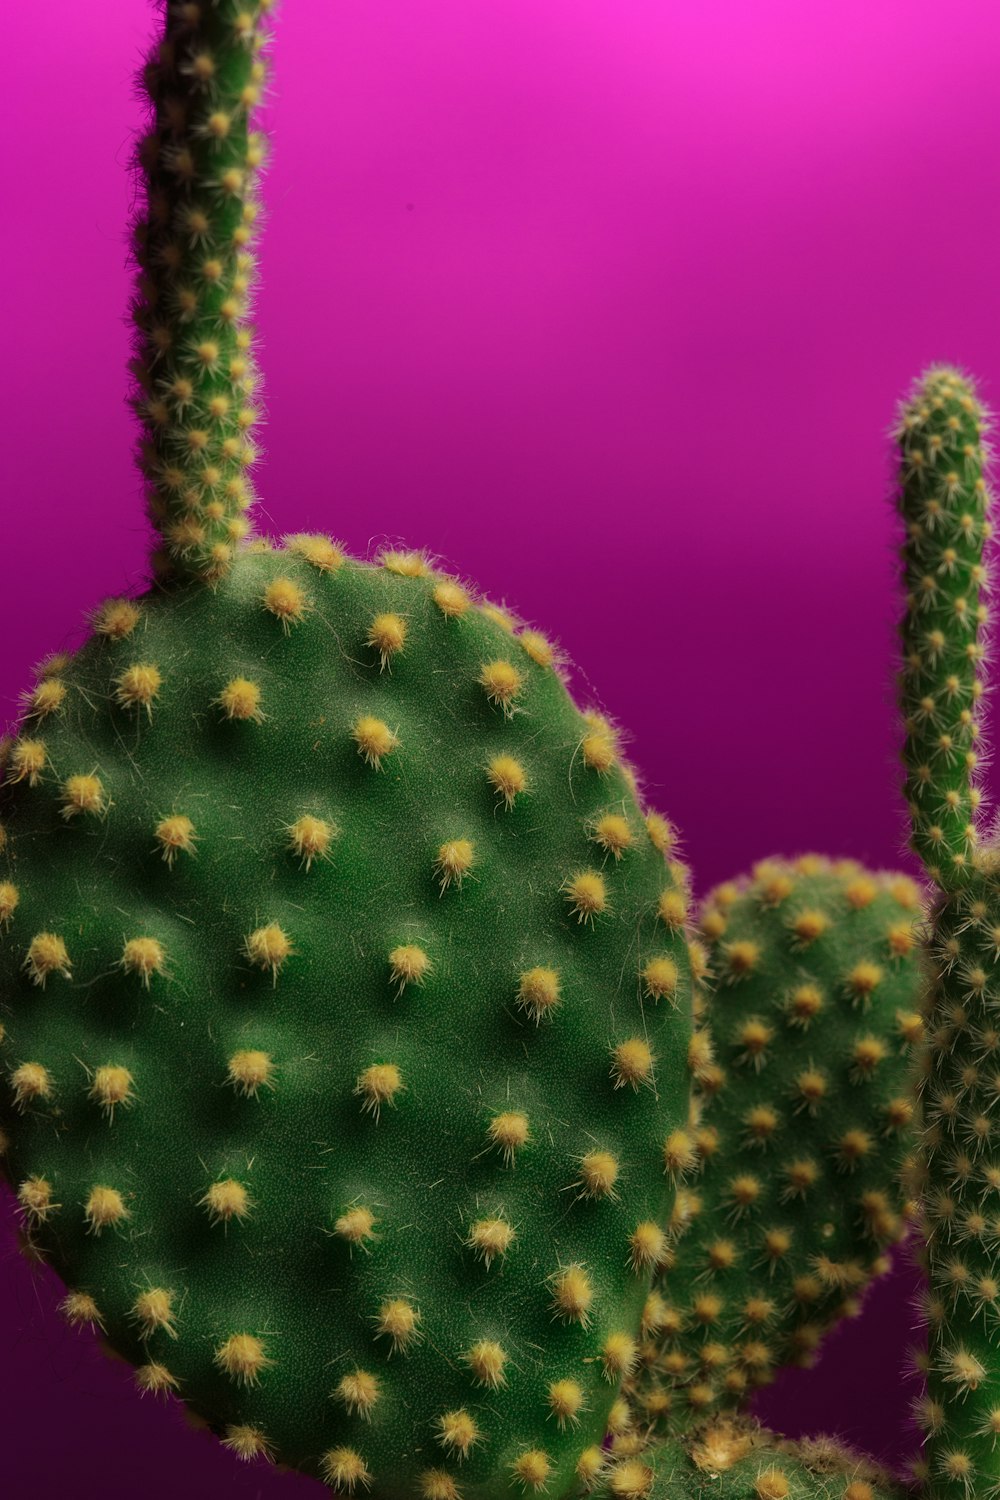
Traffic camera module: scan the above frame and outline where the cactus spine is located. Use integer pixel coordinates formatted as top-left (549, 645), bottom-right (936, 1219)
top-left (895, 367), bottom-right (1000, 1500)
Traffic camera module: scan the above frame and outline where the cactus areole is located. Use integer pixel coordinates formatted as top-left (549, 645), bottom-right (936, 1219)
top-left (0, 3), bottom-right (693, 1494)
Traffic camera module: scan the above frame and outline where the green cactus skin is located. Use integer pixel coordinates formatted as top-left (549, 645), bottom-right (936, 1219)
top-left (590, 1422), bottom-right (905, 1500)
top-left (0, 3), bottom-right (696, 1493)
top-left (894, 367), bottom-right (1000, 1500)
top-left (0, 547), bottom-right (693, 1495)
top-left (629, 856), bottom-right (926, 1434)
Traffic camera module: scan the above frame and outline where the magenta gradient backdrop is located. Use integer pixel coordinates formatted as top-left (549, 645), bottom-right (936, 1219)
top-left (3, 0), bottom-right (1000, 1490)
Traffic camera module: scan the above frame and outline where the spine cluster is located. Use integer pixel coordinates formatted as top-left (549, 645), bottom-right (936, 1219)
top-left (629, 857), bottom-right (925, 1433)
top-left (129, 0), bottom-right (273, 583)
top-left (0, 542), bottom-right (692, 1495)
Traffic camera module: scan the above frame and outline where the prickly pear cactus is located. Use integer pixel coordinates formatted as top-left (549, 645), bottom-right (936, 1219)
top-left (630, 856), bottom-right (926, 1433)
top-left (0, 4), bottom-right (693, 1495)
top-left (894, 366), bottom-right (1000, 1500)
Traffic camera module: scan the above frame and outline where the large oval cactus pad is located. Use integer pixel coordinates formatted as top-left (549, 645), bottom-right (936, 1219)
top-left (0, 544), bottom-right (691, 1497)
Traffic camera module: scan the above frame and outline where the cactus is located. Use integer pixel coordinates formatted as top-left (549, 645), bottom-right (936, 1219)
top-left (0, 3), bottom-right (694, 1494)
top-left (893, 365), bottom-right (1000, 1500)
top-left (628, 857), bottom-right (926, 1433)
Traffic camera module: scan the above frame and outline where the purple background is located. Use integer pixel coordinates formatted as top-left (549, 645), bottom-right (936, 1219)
top-left (3, 0), bottom-right (1000, 1489)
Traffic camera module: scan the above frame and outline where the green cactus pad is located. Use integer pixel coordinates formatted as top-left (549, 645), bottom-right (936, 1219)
top-left (911, 872), bottom-right (1000, 1500)
top-left (0, 546), bottom-right (692, 1496)
top-left (896, 367), bottom-right (989, 891)
top-left (592, 1421), bottom-right (905, 1500)
top-left (894, 367), bottom-right (1000, 1500)
top-left (630, 856), bottom-right (926, 1433)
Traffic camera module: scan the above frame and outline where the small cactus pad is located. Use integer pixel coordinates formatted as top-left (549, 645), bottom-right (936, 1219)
top-left (631, 856), bottom-right (926, 1431)
top-left (895, 368), bottom-right (1000, 1499)
top-left (896, 366), bottom-right (989, 888)
top-left (0, 547), bottom-right (692, 1496)
top-left (592, 1422), bottom-right (904, 1500)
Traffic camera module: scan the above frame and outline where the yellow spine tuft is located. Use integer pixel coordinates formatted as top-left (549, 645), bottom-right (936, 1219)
top-left (320, 1448), bottom-right (372, 1492)
top-left (355, 1063), bottom-right (403, 1120)
top-left (519, 630), bottom-right (555, 667)
top-left (200, 1178), bottom-right (252, 1225)
top-left (657, 888), bottom-right (688, 929)
top-left (755, 1468), bottom-right (790, 1500)
top-left (367, 612), bottom-right (407, 669)
top-left (60, 1291), bottom-right (103, 1329)
top-left (221, 1425), bottom-right (275, 1463)
top-left (286, 814), bottom-right (336, 869)
top-left (134, 1362), bottom-right (180, 1398)
top-left (642, 955), bottom-right (679, 1003)
top-left (287, 533), bottom-right (344, 572)
top-left (419, 1470), bottom-right (461, 1500)
top-left (487, 1110), bottom-right (530, 1164)
top-left (512, 1451), bottom-right (552, 1492)
top-left (29, 678), bottom-right (67, 718)
top-left (433, 580), bottom-right (471, 618)
top-left (89, 1064), bottom-right (135, 1119)
top-left (23, 932), bottom-right (71, 985)
top-left (436, 1410), bottom-right (481, 1459)
top-left (629, 1220), bottom-right (667, 1271)
top-left (10, 1061), bottom-right (53, 1109)
top-left (548, 1377), bottom-right (586, 1428)
top-left (608, 1460), bottom-right (655, 1499)
top-left (0, 882), bottom-right (19, 927)
top-left (226, 1049), bottom-right (275, 1097)
top-left (114, 663), bottom-right (162, 715)
top-left (352, 715), bottom-right (400, 769)
top-left (262, 570), bottom-right (308, 624)
top-left (466, 1216), bottom-right (516, 1267)
top-left (335, 1205), bottom-right (378, 1246)
top-left (517, 966), bottom-right (561, 1022)
top-left (435, 838), bottom-right (475, 891)
top-left (578, 1149), bottom-right (620, 1199)
top-left (601, 1331), bottom-right (638, 1381)
top-left (381, 548), bottom-right (431, 578)
top-left (611, 1037), bottom-right (655, 1090)
top-left (92, 598), bottom-right (142, 638)
top-left (563, 870), bottom-right (608, 923)
top-left (590, 813), bottom-right (633, 859)
top-left (132, 1287), bottom-right (177, 1338)
top-left (17, 1175), bottom-right (59, 1223)
top-left (549, 1264), bottom-right (593, 1325)
top-left (243, 923), bottom-right (293, 979)
top-left (374, 1298), bottom-right (420, 1353)
top-left (467, 1340), bottom-right (507, 1389)
top-left (388, 943), bottom-right (432, 993)
top-left (217, 676), bottom-right (265, 721)
top-left (60, 772), bottom-right (107, 819)
top-left (335, 1370), bottom-right (381, 1419)
top-left (487, 753), bottom-right (528, 807)
top-left (121, 935), bottom-right (167, 986)
top-left (154, 813), bottom-right (198, 864)
top-left (214, 1333), bottom-right (273, 1386)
